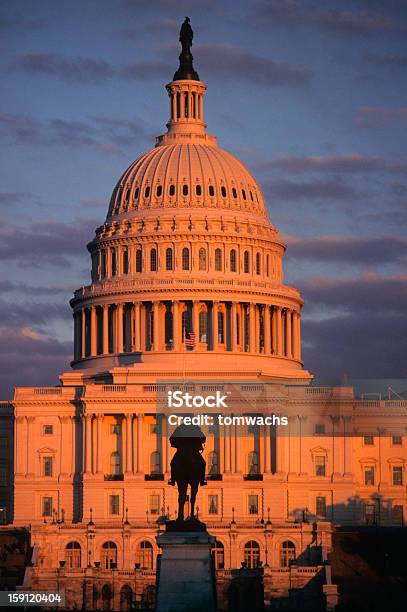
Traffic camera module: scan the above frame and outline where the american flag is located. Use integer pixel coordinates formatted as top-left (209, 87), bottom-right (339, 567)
top-left (185, 331), bottom-right (196, 348)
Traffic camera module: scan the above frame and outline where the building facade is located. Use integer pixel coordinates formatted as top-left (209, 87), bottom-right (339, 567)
top-left (1, 26), bottom-right (406, 611)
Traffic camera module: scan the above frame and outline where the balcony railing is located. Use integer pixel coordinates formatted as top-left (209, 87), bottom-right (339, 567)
top-left (104, 474), bottom-right (124, 481)
top-left (145, 473), bottom-right (164, 481)
top-left (244, 473), bottom-right (263, 481)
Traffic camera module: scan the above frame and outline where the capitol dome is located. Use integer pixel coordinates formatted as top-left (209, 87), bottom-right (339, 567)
top-left (68, 24), bottom-right (312, 384)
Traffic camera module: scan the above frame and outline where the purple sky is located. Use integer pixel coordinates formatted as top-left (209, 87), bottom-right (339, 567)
top-left (1, 0), bottom-right (407, 398)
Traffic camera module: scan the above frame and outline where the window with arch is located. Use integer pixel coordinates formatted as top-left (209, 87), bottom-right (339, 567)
top-left (136, 540), bottom-right (153, 570)
top-left (182, 184), bottom-right (188, 196)
top-left (218, 311), bottom-right (225, 344)
top-left (215, 248), bottom-right (222, 271)
top-left (244, 541), bottom-right (260, 569)
top-left (208, 451), bottom-right (219, 475)
top-left (110, 452), bottom-right (121, 476)
top-left (150, 451), bottom-right (161, 475)
top-left (101, 541), bottom-right (117, 569)
top-left (248, 451), bottom-right (259, 475)
top-left (144, 186), bottom-right (150, 198)
top-left (195, 184), bottom-right (202, 196)
top-left (256, 252), bottom-right (261, 275)
top-left (102, 584), bottom-right (112, 610)
top-left (65, 541), bottom-right (81, 569)
top-left (232, 187), bottom-right (237, 199)
top-left (165, 247), bottom-right (173, 271)
top-left (123, 249), bottom-right (129, 274)
top-left (120, 585), bottom-right (132, 612)
top-left (209, 185), bottom-right (215, 197)
top-left (242, 189), bottom-right (247, 201)
top-left (169, 184), bottom-right (175, 197)
top-left (244, 251), bottom-right (250, 273)
top-left (134, 186), bottom-right (140, 199)
top-left (182, 247), bottom-right (190, 270)
top-left (221, 186), bottom-right (227, 198)
top-left (211, 540), bottom-right (224, 569)
top-left (111, 249), bottom-right (117, 276)
top-left (249, 190), bottom-right (254, 201)
top-left (199, 311), bottom-right (208, 342)
top-left (150, 248), bottom-right (157, 272)
top-left (230, 249), bottom-right (237, 272)
top-left (156, 185), bottom-right (162, 197)
top-left (280, 541), bottom-right (296, 567)
top-left (199, 248), bottom-right (206, 271)
top-left (135, 249), bottom-right (142, 272)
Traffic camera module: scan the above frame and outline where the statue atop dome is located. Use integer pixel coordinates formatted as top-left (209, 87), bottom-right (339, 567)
top-left (180, 17), bottom-right (193, 53)
top-left (173, 16), bottom-right (200, 81)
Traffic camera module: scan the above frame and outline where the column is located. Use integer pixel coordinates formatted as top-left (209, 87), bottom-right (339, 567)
top-left (134, 302), bottom-right (141, 351)
top-left (103, 305), bottom-right (109, 354)
top-left (343, 416), bottom-right (352, 476)
top-left (271, 307), bottom-right (278, 354)
top-left (264, 424), bottom-right (271, 473)
top-left (276, 307), bottom-right (283, 355)
top-left (286, 310), bottom-right (292, 358)
top-left (234, 423), bottom-right (241, 473)
top-left (249, 303), bottom-right (256, 352)
top-left (173, 301), bottom-right (181, 351)
top-left (224, 424), bottom-right (231, 473)
top-left (125, 413), bottom-right (133, 474)
top-left (59, 416), bottom-right (70, 476)
top-left (26, 416), bottom-right (35, 476)
top-left (15, 417), bottom-right (26, 476)
top-left (173, 92), bottom-right (177, 121)
top-left (74, 312), bottom-right (80, 360)
top-left (212, 301), bottom-right (219, 351)
top-left (231, 302), bottom-right (237, 351)
top-left (116, 303), bottom-right (123, 353)
top-left (96, 415), bottom-right (103, 474)
top-left (71, 416), bottom-right (76, 476)
top-left (137, 414), bottom-right (143, 475)
top-left (192, 300), bottom-right (200, 349)
top-left (85, 414), bottom-right (92, 475)
top-left (90, 306), bottom-right (97, 356)
top-left (153, 301), bottom-right (161, 351)
top-left (264, 305), bottom-right (271, 354)
top-left (81, 309), bottom-right (86, 358)
top-left (296, 312), bottom-right (302, 360)
top-left (180, 91), bottom-right (185, 119)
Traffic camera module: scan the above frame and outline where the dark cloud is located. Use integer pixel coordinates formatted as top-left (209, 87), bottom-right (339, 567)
top-left (0, 191), bottom-right (33, 206)
top-left (0, 299), bottom-right (69, 327)
top-left (0, 326), bottom-right (71, 399)
top-left (0, 280), bottom-right (75, 296)
top-left (0, 13), bottom-right (44, 31)
top-left (0, 111), bottom-right (151, 154)
top-left (11, 52), bottom-right (171, 84)
top-left (285, 235), bottom-right (407, 265)
top-left (252, 1), bottom-right (405, 35)
top-left (195, 43), bottom-right (313, 87)
top-left (354, 107), bottom-right (407, 128)
top-left (263, 153), bottom-right (407, 174)
top-left (364, 54), bottom-right (407, 67)
top-left (0, 218), bottom-right (96, 267)
top-left (266, 177), bottom-right (355, 201)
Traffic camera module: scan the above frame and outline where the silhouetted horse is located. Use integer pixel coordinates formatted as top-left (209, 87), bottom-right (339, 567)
top-left (168, 424), bottom-right (207, 521)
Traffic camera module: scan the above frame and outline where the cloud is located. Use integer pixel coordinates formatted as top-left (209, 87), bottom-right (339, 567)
top-left (0, 325), bottom-right (71, 399)
top-left (0, 111), bottom-right (151, 154)
top-left (0, 191), bottom-right (33, 206)
top-left (285, 235), bottom-right (407, 265)
top-left (364, 54), bottom-right (407, 67)
top-left (11, 52), bottom-right (171, 84)
top-left (252, 1), bottom-right (405, 35)
top-left (264, 153), bottom-right (407, 174)
top-left (194, 43), bottom-right (313, 87)
top-left (354, 107), bottom-right (407, 128)
top-left (266, 177), bottom-right (355, 201)
top-left (0, 218), bottom-right (97, 267)
top-left (0, 298), bottom-right (69, 327)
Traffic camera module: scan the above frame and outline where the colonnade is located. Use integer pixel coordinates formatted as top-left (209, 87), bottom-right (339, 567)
top-left (74, 300), bottom-right (301, 362)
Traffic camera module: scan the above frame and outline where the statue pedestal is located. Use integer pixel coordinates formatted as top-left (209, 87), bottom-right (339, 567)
top-left (156, 530), bottom-right (216, 612)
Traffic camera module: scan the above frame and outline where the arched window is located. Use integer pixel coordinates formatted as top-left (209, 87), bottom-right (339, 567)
top-left (249, 190), bottom-right (254, 201)
top-left (123, 249), bottom-right (129, 274)
top-left (218, 311), bottom-right (224, 344)
top-left (134, 186), bottom-right (139, 199)
top-left (211, 541), bottom-right (225, 569)
top-left (136, 541), bottom-right (153, 570)
top-left (244, 251), bottom-right (250, 273)
top-left (101, 541), bottom-right (117, 569)
top-left (196, 184), bottom-right (202, 196)
top-left (221, 186), bottom-right (227, 198)
top-left (135, 249), bottom-right (142, 272)
top-left (244, 541), bottom-right (260, 569)
top-left (182, 184), bottom-right (188, 196)
top-left (209, 185), bottom-right (215, 197)
top-left (144, 186), bottom-right (150, 198)
top-left (102, 584), bottom-right (112, 612)
top-left (150, 451), bottom-right (161, 475)
top-left (65, 541), bottom-right (81, 569)
top-left (111, 249), bottom-right (117, 276)
top-left (165, 247), bottom-right (173, 271)
top-left (242, 189), bottom-right (247, 200)
top-left (232, 187), bottom-right (237, 199)
top-left (199, 311), bottom-right (208, 342)
top-left (110, 452), bottom-right (121, 476)
top-left (230, 249), bottom-right (237, 272)
top-left (248, 451), bottom-right (259, 475)
top-left (280, 541), bottom-right (296, 567)
top-left (182, 247), bottom-right (190, 270)
top-left (120, 585), bottom-right (132, 612)
top-left (215, 248), bottom-right (222, 271)
top-left (208, 451), bottom-right (219, 475)
top-left (199, 248), bottom-right (206, 271)
top-left (156, 185), bottom-right (162, 197)
top-left (169, 184), bottom-right (175, 197)
top-left (256, 252), bottom-right (261, 275)
top-left (150, 248), bottom-right (157, 272)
